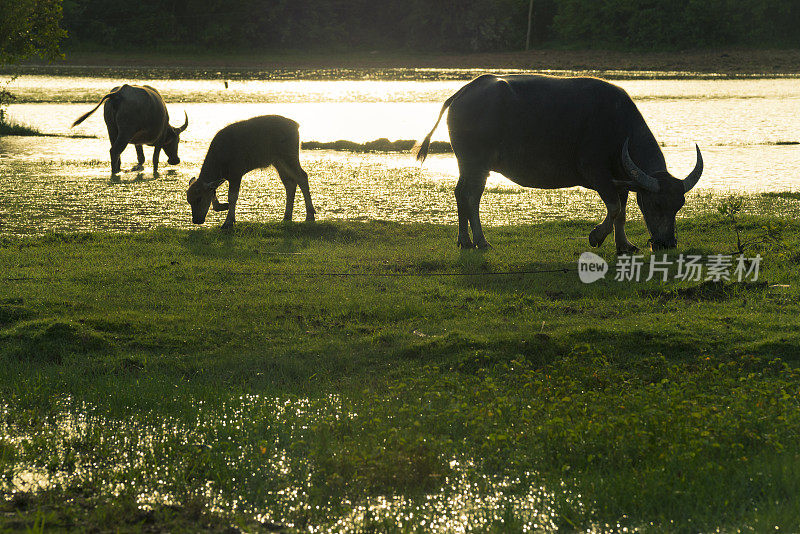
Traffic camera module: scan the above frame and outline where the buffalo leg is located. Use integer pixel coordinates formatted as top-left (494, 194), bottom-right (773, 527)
top-left (105, 122), bottom-right (119, 174)
top-left (131, 145), bottom-right (145, 171)
top-left (277, 172), bottom-right (297, 221)
top-left (152, 147), bottom-right (161, 174)
top-left (454, 177), bottom-right (473, 248)
top-left (109, 131), bottom-right (133, 175)
top-left (589, 183), bottom-right (621, 248)
top-left (211, 192), bottom-right (229, 212)
top-left (276, 159), bottom-right (315, 222)
top-left (455, 166), bottom-right (490, 249)
top-left (221, 177), bottom-right (241, 229)
top-left (613, 191), bottom-right (638, 254)
top-left (274, 161), bottom-right (297, 220)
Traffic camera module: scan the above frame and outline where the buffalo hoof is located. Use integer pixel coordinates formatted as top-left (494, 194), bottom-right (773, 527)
top-left (130, 163), bottom-right (144, 172)
top-left (476, 240), bottom-right (492, 250)
top-left (213, 203), bottom-right (230, 212)
top-left (458, 240), bottom-right (475, 250)
top-left (588, 226), bottom-right (608, 248)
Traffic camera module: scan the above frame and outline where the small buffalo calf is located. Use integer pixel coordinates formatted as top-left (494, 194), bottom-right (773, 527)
top-left (187, 115), bottom-right (316, 228)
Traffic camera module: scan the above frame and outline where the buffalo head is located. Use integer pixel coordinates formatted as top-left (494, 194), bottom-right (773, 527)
top-left (163, 111), bottom-right (189, 166)
top-left (187, 177), bottom-right (228, 224)
top-left (616, 139), bottom-right (703, 251)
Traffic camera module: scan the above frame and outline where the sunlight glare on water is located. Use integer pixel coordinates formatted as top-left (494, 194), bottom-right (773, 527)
top-left (0, 395), bottom-right (574, 533)
top-left (7, 75), bottom-right (800, 146)
top-left (2, 72), bottom-right (800, 236)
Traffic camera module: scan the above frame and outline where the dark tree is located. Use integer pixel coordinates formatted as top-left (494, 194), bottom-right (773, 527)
top-left (0, 0), bottom-right (66, 63)
top-left (56, 0), bottom-right (800, 52)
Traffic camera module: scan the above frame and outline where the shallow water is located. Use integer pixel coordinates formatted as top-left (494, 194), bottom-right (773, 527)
top-left (0, 395), bottom-right (567, 533)
top-left (2, 73), bottom-right (800, 236)
top-left (7, 76), bottom-right (800, 146)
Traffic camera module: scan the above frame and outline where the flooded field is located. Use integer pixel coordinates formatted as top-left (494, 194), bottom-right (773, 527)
top-left (3, 63), bottom-right (800, 529)
top-left (2, 72), bottom-right (800, 236)
top-left (0, 394), bottom-right (568, 532)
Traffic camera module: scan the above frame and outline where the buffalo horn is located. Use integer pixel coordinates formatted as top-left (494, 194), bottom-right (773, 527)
top-left (683, 144), bottom-right (703, 193)
top-left (622, 139), bottom-right (660, 193)
top-left (175, 111), bottom-right (188, 134)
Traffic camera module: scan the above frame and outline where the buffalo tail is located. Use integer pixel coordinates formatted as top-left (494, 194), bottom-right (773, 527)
top-left (71, 87), bottom-right (123, 128)
top-left (414, 92), bottom-right (457, 164)
top-left (414, 74), bottom-right (494, 164)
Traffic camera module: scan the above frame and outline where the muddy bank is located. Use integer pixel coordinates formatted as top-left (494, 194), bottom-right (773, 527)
top-left (301, 139), bottom-right (451, 153)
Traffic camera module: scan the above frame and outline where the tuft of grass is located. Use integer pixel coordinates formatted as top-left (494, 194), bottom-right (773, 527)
top-left (639, 279), bottom-right (767, 301)
top-left (0, 302), bottom-right (35, 326)
top-left (1, 319), bottom-right (111, 363)
top-left (0, 119), bottom-right (97, 138)
top-left (762, 191), bottom-right (800, 200)
top-left (0, 119), bottom-right (42, 136)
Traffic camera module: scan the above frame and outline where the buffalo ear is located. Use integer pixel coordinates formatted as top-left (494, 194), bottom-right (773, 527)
top-left (186, 177), bottom-right (198, 203)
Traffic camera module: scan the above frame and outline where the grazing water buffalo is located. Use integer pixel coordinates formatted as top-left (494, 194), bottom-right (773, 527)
top-left (186, 115), bottom-right (316, 228)
top-left (72, 84), bottom-right (188, 174)
top-left (415, 74), bottom-right (703, 252)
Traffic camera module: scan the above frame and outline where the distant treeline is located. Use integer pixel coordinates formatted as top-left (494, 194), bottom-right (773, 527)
top-left (62, 0), bottom-right (800, 52)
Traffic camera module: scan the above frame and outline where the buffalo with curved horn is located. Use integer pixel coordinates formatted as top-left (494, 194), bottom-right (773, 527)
top-left (72, 84), bottom-right (188, 174)
top-left (415, 74), bottom-right (703, 252)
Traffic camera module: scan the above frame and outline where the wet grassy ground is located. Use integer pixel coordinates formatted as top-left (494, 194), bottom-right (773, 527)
top-left (2, 211), bottom-right (800, 532)
top-left (3, 54), bottom-right (800, 530)
top-left (3, 150), bottom-right (800, 237)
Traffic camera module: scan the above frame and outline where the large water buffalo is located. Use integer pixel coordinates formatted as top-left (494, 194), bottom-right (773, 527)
top-left (186, 115), bottom-right (316, 228)
top-left (415, 74), bottom-right (703, 252)
top-left (71, 84), bottom-right (188, 174)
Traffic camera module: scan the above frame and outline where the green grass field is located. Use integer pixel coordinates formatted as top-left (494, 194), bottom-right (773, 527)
top-left (2, 214), bottom-right (800, 532)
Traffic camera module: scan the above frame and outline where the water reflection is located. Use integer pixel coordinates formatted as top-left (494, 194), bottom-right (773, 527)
top-left (6, 76), bottom-right (800, 147)
top-left (0, 395), bottom-right (572, 533)
top-left (4, 148), bottom-right (800, 238)
top-left (2, 74), bottom-right (800, 236)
